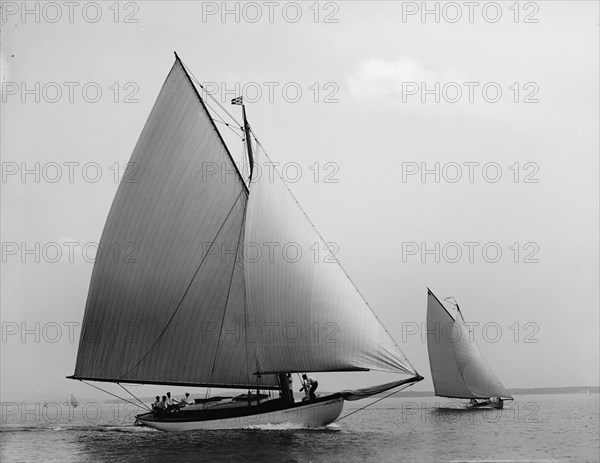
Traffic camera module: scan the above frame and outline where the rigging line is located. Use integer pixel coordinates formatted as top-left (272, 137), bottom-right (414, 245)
top-left (212, 118), bottom-right (244, 138)
top-left (119, 190), bottom-right (245, 380)
top-left (118, 383), bottom-right (152, 412)
top-left (80, 380), bottom-right (147, 410)
top-left (182, 63), bottom-right (241, 128)
top-left (199, 83), bottom-right (241, 127)
top-left (184, 68), bottom-right (250, 182)
top-left (296, 373), bottom-right (304, 397)
top-left (443, 296), bottom-right (458, 307)
top-left (429, 290), bottom-right (459, 323)
top-left (203, 101), bottom-right (245, 139)
top-left (254, 142), bottom-right (418, 375)
top-left (332, 381), bottom-right (416, 424)
top-left (211, 118), bottom-right (231, 128)
top-left (210, 113), bottom-right (234, 127)
top-left (210, 112), bottom-right (243, 138)
top-left (240, 135), bottom-right (246, 174)
top-left (243, 222), bottom-right (251, 388)
top-left (202, 100), bottom-right (231, 124)
top-left (215, 121), bottom-right (244, 140)
top-left (224, 123), bottom-right (245, 140)
top-left (175, 55), bottom-right (248, 194)
top-left (210, 201), bottom-right (247, 375)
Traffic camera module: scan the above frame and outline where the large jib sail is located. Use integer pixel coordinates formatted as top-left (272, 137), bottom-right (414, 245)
top-left (426, 289), bottom-right (511, 399)
top-left (244, 144), bottom-right (418, 377)
top-left (71, 56), bottom-right (278, 389)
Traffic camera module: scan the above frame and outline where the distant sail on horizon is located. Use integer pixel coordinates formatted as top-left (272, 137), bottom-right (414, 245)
top-left (426, 288), bottom-right (512, 401)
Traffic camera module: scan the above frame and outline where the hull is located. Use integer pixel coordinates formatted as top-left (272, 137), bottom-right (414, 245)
top-left (466, 399), bottom-right (506, 409)
top-left (136, 396), bottom-right (344, 431)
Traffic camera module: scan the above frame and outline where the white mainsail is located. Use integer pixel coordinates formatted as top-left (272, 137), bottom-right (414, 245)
top-left (71, 55), bottom-right (419, 393)
top-left (72, 58), bottom-right (277, 388)
top-left (426, 289), bottom-right (511, 399)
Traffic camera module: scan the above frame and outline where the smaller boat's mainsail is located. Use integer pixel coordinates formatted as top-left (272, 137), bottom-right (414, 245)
top-left (426, 289), bottom-right (511, 400)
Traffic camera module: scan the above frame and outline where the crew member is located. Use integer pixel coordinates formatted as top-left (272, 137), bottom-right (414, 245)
top-left (179, 392), bottom-right (192, 407)
top-left (300, 374), bottom-right (318, 400)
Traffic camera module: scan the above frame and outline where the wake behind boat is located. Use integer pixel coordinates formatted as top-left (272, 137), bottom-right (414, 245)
top-left (67, 53), bottom-right (423, 431)
top-left (426, 289), bottom-right (512, 410)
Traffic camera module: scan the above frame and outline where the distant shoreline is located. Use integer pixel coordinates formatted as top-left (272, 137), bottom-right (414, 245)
top-left (375, 385), bottom-right (600, 398)
top-left (5, 386), bottom-right (595, 405)
top-left (101, 386), bottom-right (598, 404)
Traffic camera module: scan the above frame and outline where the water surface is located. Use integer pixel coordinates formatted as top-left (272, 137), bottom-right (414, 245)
top-left (2, 394), bottom-right (598, 462)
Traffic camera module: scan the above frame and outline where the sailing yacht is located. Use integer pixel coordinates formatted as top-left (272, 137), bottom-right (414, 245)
top-left (426, 289), bottom-right (512, 409)
top-left (67, 53), bottom-right (423, 431)
top-left (70, 395), bottom-right (79, 408)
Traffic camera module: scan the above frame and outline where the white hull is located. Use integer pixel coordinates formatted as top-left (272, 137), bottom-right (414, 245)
top-left (137, 397), bottom-right (344, 431)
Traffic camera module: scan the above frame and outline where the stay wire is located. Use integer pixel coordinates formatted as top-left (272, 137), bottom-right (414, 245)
top-left (213, 117), bottom-right (245, 140)
top-left (119, 191), bottom-right (245, 380)
top-left (332, 382), bottom-right (415, 424)
top-left (118, 382), bottom-right (152, 412)
top-left (80, 380), bottom-right (149, 411)
top-left (210, 202), bottom-right (247, 375)
top-left (182, 63), bottom-right (241, 128)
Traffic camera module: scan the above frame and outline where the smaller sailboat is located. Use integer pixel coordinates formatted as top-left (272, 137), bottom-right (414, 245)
top-left (426, 289), bottom-right (512, 409)
top-left (70, 394), bottom-right (79, 408)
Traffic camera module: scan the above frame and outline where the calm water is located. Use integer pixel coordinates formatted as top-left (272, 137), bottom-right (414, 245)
top-left (1, 394), bottom-right (598, 462)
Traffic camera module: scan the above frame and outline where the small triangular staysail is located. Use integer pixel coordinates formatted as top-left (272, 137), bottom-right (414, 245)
top-left (426, 289), bottom-right (511, 399)
top-left (70, 56), bottom-right (277, 389)
top-left (244, 144), bottom-right (418, 377)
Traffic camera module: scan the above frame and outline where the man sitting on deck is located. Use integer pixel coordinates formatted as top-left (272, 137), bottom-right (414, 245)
top-left (153, 395), bottom-right (167, 413)
top-left (152, 396), bottom-right (162, 412)
top-left (179, 392), bottom-right (192, 408)
top-left (165, 392), bottom-right (179, 411)
top-left (300, 374), bottom-right (318, 401)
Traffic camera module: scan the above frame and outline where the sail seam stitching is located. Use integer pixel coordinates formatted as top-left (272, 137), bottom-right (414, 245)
top-left (119, 190), bottom-right (244, 381)
top-left (176, 55), bottom-right (249, 193)
top-left (255, 143), bottom-right (417, 375)
top-left (210, 203), bottom-right (247, 377)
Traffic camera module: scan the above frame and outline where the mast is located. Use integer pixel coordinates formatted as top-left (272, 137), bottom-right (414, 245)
top-left (231, 96), bottom-right (254, 181)
top-left (242, 106), bottom-right (254, 180)
top-left (278, 373), bottom-right (292, 404)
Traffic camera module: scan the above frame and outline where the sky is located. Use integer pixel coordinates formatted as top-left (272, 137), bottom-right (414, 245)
top-left (1, 1), bottom-right (598, 404)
